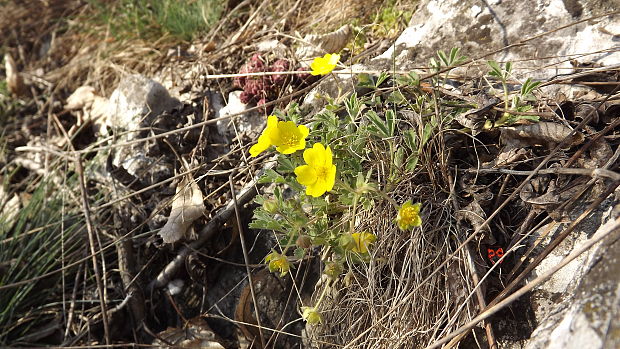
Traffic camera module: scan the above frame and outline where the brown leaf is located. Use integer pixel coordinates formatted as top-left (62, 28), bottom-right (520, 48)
top-left (152, 317), bottom-right (225, 348)
top-left (500, 122), bottom-right (584, 149)
top-left (4, 53), bottom-right (27, 97)
top-left (454, 95), bottom-right (500, 135)
top-left (158, 176), bottom-right (206, 244)
top-left (457, 201), bottom-right (491, 236)
top-left (296, 25), bottom-right (351, 60)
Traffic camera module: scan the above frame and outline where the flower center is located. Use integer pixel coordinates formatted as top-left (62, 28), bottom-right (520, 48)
top-left (281, 133), bottom-right (299, 147)
top-left (403, 207), bottom-right (416, 222)
top-left (315, 166), bottom-right (329, 179)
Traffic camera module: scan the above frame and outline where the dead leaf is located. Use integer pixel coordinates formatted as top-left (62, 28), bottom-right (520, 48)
top-left (457, 201), bottom-right (493, 243)
top-left (454, 95), bottom-right (500, 135)
top-left (500, 122), bottom-right (584, 149)
top-left (296, 25), bottom-right (351, 60)
top-left (65, 86), bottom-right (97, 110)
top-left (574, 103), bottom-right (599, 124)
top-left (0, 182), bottom-right (20, 233)
top-left (158, 176), bottom-right (206, 244)
top-left (152, 317), bottom-right (225, 348)
top-left (483, 147), bottom-right (531, 168)
top-left (4, 53), bottom-right (27, 97)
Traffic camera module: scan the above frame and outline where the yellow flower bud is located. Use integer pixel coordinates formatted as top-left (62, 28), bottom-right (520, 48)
top-left (301, 306), bottom-right (323, 324)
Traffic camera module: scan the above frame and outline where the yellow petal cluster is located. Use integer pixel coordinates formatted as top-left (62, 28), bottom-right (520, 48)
top-left (294, 143), bottom-right (337, 197)
top-left (396, 201), bottom-right (422, 230)
top-left (310, 53), bottom-right (340, 76)
top-left (351, 232), bottom-right (377, 254)
top-left (265, 251), bottom-right (290, 277)
top-left (249, 115), bottom-right (309, 157)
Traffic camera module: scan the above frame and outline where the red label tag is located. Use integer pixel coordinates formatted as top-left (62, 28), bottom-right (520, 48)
top-left (487, 247), bottom-right (504, 264)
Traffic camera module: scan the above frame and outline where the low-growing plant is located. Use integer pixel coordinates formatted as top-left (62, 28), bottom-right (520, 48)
top-left (249, 47), bottom-right (545, 326)
top-left (487, 60), bottom-right (542, 126)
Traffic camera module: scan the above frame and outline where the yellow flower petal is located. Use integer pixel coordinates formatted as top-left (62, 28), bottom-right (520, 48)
top-left (303, 143), bottom-right (325, 167)
top-left (250, 115), bottom-right (309, 157)
top-left (301, 306), bottom-right (323, 324)
top-left (351, 232), bottom-right (377, 254)
top-left (266, 251), bottom-right (290, 277)
top-left (310, 53), bottom-right (340, 76)
top-left (396, 201), bottom-right (422, 230)
top-left (294, 165), bottom-right (316, 185)
top-left (274, 121), bottom-right (306, 154)
top-left (249, 133), bottom-right (271, 157)
top-left (326, 165), bottom-right (336, 192)
top-left (295, 143), bottom-right (336, 197)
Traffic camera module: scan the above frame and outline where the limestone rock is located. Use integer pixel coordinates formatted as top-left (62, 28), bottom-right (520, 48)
top-left (372, 0), bottom-right (620, 81)
top-left (107, 74), bottom-right (181, 139)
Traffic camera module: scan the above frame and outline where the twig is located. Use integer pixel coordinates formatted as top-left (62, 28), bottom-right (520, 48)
top-left (51, 109), bottom-right (111, 346)
top-left (470, 167), bottom-right (620, 181)
top-left (229, 171), bottom-right (266, 348)
top-left (446, 170), bottom-right (497, 349)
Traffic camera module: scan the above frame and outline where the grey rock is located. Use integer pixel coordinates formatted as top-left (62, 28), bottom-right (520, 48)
top-left (107, 74), bottom-right (181, 139)
top-left (216, 91), bottom-right (264, 141)
top-left (524, 205), bottom-right (620, 349)
top-left (371, 0), bottom-right (619, 80)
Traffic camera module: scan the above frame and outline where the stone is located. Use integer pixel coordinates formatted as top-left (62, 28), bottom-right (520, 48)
top-left (107, 74), bottom-right (181, 139)
top-left (371, 0), bottom-right (620, 81)
top-left (524, 206), bottom-right (620, 348)
top-left (216, 91), bottom-right (264, 141)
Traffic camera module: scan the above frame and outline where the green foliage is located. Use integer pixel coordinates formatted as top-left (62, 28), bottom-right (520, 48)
top-left (486, 61), bottom-right (542, 126)
top-left (0, 177), bottom-right (84, 343)
top-left (86, 0), bottom-right (223, 41)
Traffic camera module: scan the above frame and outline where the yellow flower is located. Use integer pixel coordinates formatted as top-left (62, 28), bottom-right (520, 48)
top-left (249, 115), bottom-right (309, 157)
top-left (265, 251), bottom-right (290, 277)
top-left (351, 232), bottom-right (377, 254)
top-left (396, 201), bottom-right (422, 230)
top-left (310, 53), bottom-right (340, 76)
top-left (294, 143), bottom-right (337, 197)
top-left (301, 306), bottom-right (323, 324)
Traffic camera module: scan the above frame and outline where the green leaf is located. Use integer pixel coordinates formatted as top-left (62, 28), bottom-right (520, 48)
top-left (487, 60), bottom-right (502, 77)
top-left (286, 102), bottom-right (301, 123)
top-left (258, 169), bottom-right (285, 184)
top-left (394, 147), bottom-right (404, 168)
top-left (345, 92), bottom-right (362, 122)
top-left (277, 156), bottom-right (296, 173)
top-left (387, 90), bottom-right (407, 105)
top-left (520, 78), bottom-right (541, 97)
top-left (357, 73), bottom-right (375, 88)
top-left (449, 47), bottom-right (466, 66)
top-left (375, 72), bottom-right (390, 87)
top-left (365, 110), bottom-right (390, 138)
top-left (294, 247), bottom-right (306, 259)
top-left (421, 123), bottom-right (434, 147)
top-left (404, 129), bottom-right (418, 151)
top-left (250, 209), bottom-right (285, 231)
top-left (406, 155), bottom-right (419, 172)
top-left (385, 109), bottom-right (396, 137)
top-left (437, 50), bottom-right (449, 67)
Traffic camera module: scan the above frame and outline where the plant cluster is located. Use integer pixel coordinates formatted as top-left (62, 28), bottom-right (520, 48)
top-left (234, 53), bottom-right (318, 111)
top-left (249, 54), bottom-right (424, 324)
top-left (248, 50), bottom-right (548, 327)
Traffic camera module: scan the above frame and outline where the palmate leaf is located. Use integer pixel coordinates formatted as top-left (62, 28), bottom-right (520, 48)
top-left (520, 78), bottom-right (541, 97)
top-left (250, 208), bottom-right (285, 231)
